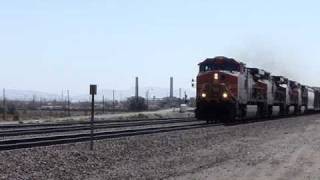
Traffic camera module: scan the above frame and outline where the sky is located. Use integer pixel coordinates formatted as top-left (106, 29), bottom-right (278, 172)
top-left (1, 0), bottom-right (320, 95)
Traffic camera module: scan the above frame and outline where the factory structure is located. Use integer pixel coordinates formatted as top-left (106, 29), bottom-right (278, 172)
top-left (134, 76), bottom-right (180, 100)
top-left (132, 76), bottom-right (191, 109)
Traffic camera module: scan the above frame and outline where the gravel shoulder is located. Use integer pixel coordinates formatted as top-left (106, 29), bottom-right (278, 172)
top-left (0, 108), bottom-right (194, 125)
top-left (1, 114), bottom-right (320, 180)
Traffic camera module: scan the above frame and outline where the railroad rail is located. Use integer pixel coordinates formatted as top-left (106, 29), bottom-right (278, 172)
top-left (0, 123), bottom-right (222, 151)
top-left (0, 117), bottom-right (217, 151)
top-left (0, 118), bottom-right (198, 137)
top-left (0, 117), bottom-right (193, 129)
top-left (2, 113), bottom-right (313, 152)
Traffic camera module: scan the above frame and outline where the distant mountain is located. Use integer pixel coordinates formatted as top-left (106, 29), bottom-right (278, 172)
top-left (1, 89), bottom-right (61, 101)
top-left (1, 87), bottom-right (196, 102)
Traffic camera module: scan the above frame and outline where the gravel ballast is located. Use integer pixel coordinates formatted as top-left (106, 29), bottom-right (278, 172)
top-left (1, 114), bottom-right (320, 180)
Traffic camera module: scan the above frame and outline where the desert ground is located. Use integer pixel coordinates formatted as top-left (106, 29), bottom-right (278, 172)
top-left (1, 113), bottom-right (320, 180)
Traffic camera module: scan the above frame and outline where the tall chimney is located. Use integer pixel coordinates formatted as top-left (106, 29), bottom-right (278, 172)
top-left (170, 77), bottom-right (173, 98)
top-left (135, 77), bottom-right (139, 98)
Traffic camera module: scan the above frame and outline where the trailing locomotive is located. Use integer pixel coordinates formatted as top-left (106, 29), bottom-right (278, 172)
top-left (195, 56), bottom-right (320, 123)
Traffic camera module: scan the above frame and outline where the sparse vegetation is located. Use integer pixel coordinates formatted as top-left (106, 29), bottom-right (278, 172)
top-left (126, 96), bottom-right (148, 111)
top-left (0, 95), bottom-right (192, 122)
top-left (7, 105), bottom-right (17, 115)
top-left (154, 113), bottom-right (163, 118)
top-left (13, 113), bottom-right (20, 121)
top-left (128, 113), bottom-right (149, 119)
top-left (158, 97), bottom-right (181, 108)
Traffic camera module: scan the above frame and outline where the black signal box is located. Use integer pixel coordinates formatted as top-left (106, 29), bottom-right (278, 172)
top-left (90, 85), bottom-right (97, 95)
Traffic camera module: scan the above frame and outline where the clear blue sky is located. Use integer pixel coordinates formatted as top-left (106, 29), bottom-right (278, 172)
top-left (1, 0), bottom-right (320, 94)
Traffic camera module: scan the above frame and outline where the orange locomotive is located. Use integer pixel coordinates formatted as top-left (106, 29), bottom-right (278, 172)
top-left (195, 56), bottom-right (320, 123)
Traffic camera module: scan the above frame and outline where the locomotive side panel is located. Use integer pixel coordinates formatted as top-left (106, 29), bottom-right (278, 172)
top-left (237, 65), bottom-right (249, 104)
top-left (314, 89), bottom-right (320, 110)
top-left (307, 88), bottom-right (315, 110)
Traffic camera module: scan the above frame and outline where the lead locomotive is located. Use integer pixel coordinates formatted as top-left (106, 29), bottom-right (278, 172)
top-left (195, 56), bottom-right (320, 123)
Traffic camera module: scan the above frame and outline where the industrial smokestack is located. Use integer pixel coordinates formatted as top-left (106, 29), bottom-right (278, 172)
top-left (170, 77), bottom-right (173, 98)
top-left (135, 77), bottom-right (139, 98)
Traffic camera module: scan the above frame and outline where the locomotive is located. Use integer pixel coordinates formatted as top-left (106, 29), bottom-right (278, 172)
top-left (195, 56), bottom-right (320, 123)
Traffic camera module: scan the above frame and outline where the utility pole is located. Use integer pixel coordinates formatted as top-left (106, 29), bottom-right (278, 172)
top-left (3, 88), bottom-right (6, 120)
top-left (89, 85), bottom-right (97, 151)
top-left (40, 97), bottom-right (44, 106)
top-left (135, 77), bottom-right (139, 100)
top-left (179, 88), bottom-right (182, 104)
top-left (184, 91), bottom-right (188, 104)
top-left (102, 95), bottom-right (105, 113)
top-left (146, 90), bottom-right (149, 110)
top-left (39, 97), bottom-right (43, 118)
top-left (61, 90), bottom-right (64, 104)
top-left (112, 90), bottom-right (115, 113)
top-left (67, 90), bottom-right (71, 116)
top-left (32, 94), bottom-right (36, 107)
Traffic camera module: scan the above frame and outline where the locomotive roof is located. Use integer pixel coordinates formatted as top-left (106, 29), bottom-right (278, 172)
top-left (198, 56), bottom-right (243, 65)
top-left (313, 87), bottom-right (320, 91)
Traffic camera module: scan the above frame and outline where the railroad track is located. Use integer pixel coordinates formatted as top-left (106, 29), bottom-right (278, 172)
top-left (0, 117), bottom-right (219, 151)
top-left (0, 118), bottom-right (199, 137)
top-left (2, 113), bottom-right (317, 151)
top-left (0, 117), bottom-right (193, 129)
top-left (0, 123), bottom-right (219, 151)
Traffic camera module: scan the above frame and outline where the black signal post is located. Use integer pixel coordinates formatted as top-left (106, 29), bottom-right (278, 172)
top-left (90, 84), bottom-right (97, 151)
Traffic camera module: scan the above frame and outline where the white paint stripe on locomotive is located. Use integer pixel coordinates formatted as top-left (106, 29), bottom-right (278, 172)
top-left (198, 70), bottom-right (240, 77)
top-left (219, 70), bottom-right (240, 76)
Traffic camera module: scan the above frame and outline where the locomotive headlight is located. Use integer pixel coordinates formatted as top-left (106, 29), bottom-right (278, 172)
top-left (201, 93), bottom-right (207, 98)
top-left (214, 73), bottom-right (219, 80)
top-left (222, 92), bottom-right (228, 99)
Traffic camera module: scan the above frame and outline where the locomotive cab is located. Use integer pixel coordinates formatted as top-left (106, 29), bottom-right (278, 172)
top-left (196, 57), bottom-right (245, 121)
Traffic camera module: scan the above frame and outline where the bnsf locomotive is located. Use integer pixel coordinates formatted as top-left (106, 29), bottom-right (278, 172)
top-left (196, 56), bottom-right (320, 123)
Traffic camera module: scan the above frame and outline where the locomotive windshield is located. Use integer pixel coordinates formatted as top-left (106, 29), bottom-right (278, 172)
top-left (199, 61), bottom-right (240, 72)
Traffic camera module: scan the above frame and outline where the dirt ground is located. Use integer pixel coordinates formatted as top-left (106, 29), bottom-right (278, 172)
top-left (1, 114), bottom-right (320, 180)
top-left (0, 108), bottom-right (194, 125)
top-left (172, 115), bottom-right (320, 180)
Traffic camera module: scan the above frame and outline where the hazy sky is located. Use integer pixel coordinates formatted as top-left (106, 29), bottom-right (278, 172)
top-left (1, 0), bottom-right (320, 94)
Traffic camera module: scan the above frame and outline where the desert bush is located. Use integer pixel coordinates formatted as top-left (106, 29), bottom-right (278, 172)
top-left (13, 113), bottom-right (20, 121)
top-left (7, 105), bottom-right (17, 115)
top-left (126, 97), bottom-right (148, 111)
